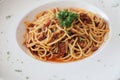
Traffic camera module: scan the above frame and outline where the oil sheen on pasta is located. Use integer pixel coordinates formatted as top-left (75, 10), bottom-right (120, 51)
top-left (23, 8), bottom-right (109, 62)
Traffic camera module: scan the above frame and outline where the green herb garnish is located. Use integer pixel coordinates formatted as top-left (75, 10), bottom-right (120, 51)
top-left (79, 37), bottom-right (84, 41)
top-left (58, 10), bottom-right (78, 27)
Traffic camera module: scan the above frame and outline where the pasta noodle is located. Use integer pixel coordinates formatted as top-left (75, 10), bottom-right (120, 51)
top-left (23, 8), bottom-right (109, 62)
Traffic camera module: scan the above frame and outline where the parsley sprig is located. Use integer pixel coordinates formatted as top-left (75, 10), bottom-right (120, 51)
top-left (58, 10), bottom-right (78, 27)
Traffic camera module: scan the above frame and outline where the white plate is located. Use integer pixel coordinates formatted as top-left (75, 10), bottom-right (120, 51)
top-left (0, 0), bottom-right (120, 80)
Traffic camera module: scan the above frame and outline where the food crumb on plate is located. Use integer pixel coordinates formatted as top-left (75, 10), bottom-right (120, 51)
top-left (6, 40), bottom-right (8, 42)
top-left (14, 69), bottom-right (22, 72)
top-left (26, 76), bottom-right (29, 79)
top-left (6, 15), bottom-right (12, 19)
top-left (119, 33), bottom-right (120, 36)
top-left (16, 59), bottom-right (19, 61)
top-left (21, 61), bottom-right (23, 64)
top-left (0, 32), bottom-right (3, 34)
top-left (104, 64), bottom-right (106, 67)
top-left (97, 59), bottom-right (101, 62)
top-left (112, 3), bottom-right (119, 7)
top-left (7, 51), bottom-right (10, 55)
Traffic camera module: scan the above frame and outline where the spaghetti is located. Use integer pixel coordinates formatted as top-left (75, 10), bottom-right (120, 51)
top-left (24, 8), bottom-right (109, 62)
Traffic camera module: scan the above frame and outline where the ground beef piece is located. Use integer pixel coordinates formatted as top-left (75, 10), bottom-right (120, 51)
top-left (58, 42), bottom-right (66, 57)
top-left (80, 13), bottom-right (92, 24)
top-left (38, 32), bottom-right (46, 41)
